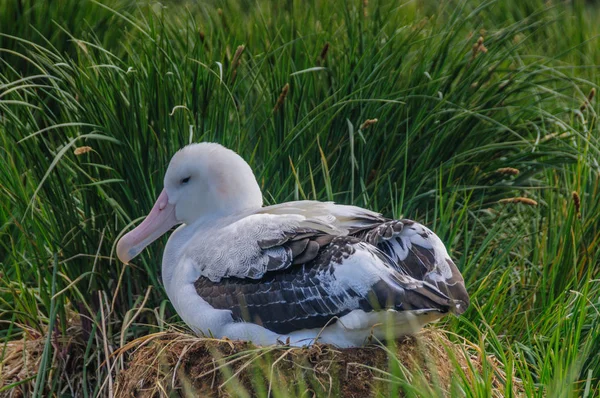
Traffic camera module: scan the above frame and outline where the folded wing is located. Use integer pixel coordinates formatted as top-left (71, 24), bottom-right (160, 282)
top-left (192, 213), bottom-right (457, 335)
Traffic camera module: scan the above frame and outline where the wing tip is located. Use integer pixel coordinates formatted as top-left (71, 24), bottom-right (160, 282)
top-left (450, 298), bottom-right (470, 315)
top-left (444, 281), bottom-right (470, 315)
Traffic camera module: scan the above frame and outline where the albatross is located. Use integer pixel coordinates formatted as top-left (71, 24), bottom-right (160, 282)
top-left (116, 143), bottom-right (469, 347)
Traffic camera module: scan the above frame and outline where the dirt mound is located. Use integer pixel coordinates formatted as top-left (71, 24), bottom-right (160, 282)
top-left (114, 328), bottom-right (517, 397)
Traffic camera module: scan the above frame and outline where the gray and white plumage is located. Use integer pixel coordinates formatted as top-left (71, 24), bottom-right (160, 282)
top-left (117, 143), bottom-right (470, 347)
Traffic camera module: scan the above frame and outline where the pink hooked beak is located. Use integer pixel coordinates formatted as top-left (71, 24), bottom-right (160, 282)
top-left (116, 189), bottom-right (178, 264)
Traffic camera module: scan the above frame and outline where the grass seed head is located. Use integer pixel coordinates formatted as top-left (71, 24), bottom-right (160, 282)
top-left (580, 87), bottom-right (596, 111)
top-left (360, 118), bottom-right (378, 130)
top-left (498, 197), bottom-right (538, 206)
top-left (74, 146), bottom-right (92, 155)
top-left (471, 36), bottom-right (488, 62)
top-left (273, 83), bottom-right (290, 113)
top-left (572, 191), bottom-right (581, 218)
top-left (496, 167), bottom-right (520, 176)
top-left (478, 36), bottom-right (488, 53)
top-left (230, 44), bottom-right (245, 83)
top-left (231, 45), bottom-right (245, 68)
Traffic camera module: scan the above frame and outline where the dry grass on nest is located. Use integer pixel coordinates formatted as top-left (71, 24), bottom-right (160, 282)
top-left (0, 307), bottom-right (86, 397)
top-left (114, 328), bottom-right (520, 397)
top-left (0, 327), bottom-right (85, 397)
top-left (0, 337), bottom-right (46, 390)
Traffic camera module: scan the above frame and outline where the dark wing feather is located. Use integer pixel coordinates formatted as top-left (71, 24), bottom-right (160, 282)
top-left (352, 219), bottom-right (470, 314)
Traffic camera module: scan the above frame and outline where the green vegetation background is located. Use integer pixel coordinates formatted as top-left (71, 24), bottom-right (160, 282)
top-left (0, 0), bottom-right (599, 396)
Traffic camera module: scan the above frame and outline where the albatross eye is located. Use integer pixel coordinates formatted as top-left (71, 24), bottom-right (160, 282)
top-left (181, 176), bottom-right (191, 185)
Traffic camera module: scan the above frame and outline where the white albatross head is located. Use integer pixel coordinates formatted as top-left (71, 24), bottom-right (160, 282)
top-left (116, 142), bottom-right (263, 264)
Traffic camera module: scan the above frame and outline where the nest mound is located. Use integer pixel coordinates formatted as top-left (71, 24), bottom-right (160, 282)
top-left (115, 328), bottom-right (515, 397)
top-left (0, 329), bottom-right (85, 397)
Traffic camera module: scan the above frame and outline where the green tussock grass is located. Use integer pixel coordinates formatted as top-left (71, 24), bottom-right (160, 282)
top-left (1, 0), bottom-right (599, 396)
